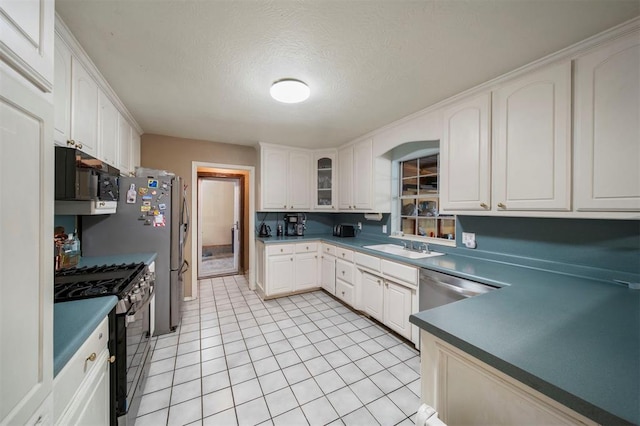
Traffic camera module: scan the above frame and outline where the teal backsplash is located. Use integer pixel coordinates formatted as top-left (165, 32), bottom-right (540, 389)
top-left (457, 216), bottom-right (640, 274)
top-left (255, 212), bottom-right (390, 237)
top-left (54, 215), bottom-right (77, 234)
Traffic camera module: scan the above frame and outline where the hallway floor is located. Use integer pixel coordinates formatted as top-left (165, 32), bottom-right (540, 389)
top-left (135, 275), bottom-right (421, 426)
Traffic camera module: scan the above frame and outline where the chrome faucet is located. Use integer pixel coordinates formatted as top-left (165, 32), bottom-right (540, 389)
top-left (421, 243), bottom-right (430, 254)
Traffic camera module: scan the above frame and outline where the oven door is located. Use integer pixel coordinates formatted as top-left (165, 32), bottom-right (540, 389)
top-left (115, 290), bottom-right (154, 424)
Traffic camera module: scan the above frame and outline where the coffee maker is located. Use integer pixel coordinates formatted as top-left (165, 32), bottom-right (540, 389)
top-left (283, 213), bottom-right (306, 236)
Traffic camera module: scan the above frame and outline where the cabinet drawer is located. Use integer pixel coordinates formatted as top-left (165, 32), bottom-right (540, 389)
top-left (354, 252), bottom-right (381, 272)
top-left (335, 247), bottom-right (354, 262)
top-left (296, 242), bottom-right (318, 253)
top-left (381, 260), bottom-right (418, 287)
top-left (53, 316), bottom-right (109, 421)
top-left (335, 279), bottom-right (354, 306)
top-left (267, 244), bottom-right (294, 256)
top-left (336, 259), bottom-right (354, 284)
top-left (321, 244), bottom-right (336, 256)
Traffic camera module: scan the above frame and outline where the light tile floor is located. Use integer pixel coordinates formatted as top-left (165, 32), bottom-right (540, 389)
top-left (136, 275), bottom-right (421, 426)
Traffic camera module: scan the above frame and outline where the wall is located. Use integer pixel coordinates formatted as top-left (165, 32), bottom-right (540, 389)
top-left (200, 179), bottom-right (235, 246)
top-left (141, 134), bottom-right (257, 297)
top-left (456, 216), bottom-right (640, 275)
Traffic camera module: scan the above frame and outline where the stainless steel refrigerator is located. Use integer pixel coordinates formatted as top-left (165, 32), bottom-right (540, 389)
top-left (82, 172), bottom-right (189, 335)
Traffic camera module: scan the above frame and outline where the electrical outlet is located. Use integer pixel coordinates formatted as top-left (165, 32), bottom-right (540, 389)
top-left (357, 222), bottom-right (362, 230)
top-left (382, 224), bottom-right (387, 233)
top-left (462, 232), bottom-right (476, 248)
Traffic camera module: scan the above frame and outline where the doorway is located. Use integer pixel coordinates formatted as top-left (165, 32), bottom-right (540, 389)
top-left (197, 175), bottom-right (243, 278)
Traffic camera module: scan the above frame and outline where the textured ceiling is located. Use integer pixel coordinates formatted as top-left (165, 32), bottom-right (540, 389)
top-left (55, 0), bottom-right (640, 149)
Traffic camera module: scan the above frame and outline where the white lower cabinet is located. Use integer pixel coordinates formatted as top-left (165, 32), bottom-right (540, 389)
top-left (335, 279), bottom-right (355, 306)
top-left (54, 317), bottom-right (110, 426)
top-left (361, 272), bottom-right (384, 322)
top-left (320, 251), bottom-right (336, 295)
top-left (384, 281), bottom-right (413, 339)
top-left (262, 243), bottom-right (321, 297)
top-left (420, 330), bottom-right (596, 425)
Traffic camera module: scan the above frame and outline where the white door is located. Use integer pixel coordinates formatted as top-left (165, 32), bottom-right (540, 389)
top-left (117, 114), bottom-right (131, 175)
top-left (1, 68), bottom-right (54, 425)
top-left (353, 139), bottom-right (373, 209)
top-left (295, 252), bottom-right (318, 291)
top-left (288, 150), bottom-right (312, 210)
top-left (53, 37), bottom-right (72, 146)
top-left (268, 255), bottom-right (294, 296)
top-left (338, 145), bottom-right (354, 209)
top-left (70, 58), bottom-right (99, 155)
top-left (261, 147), bottom-right (288, 210)
top-left (320, 255), bottom-right (336, 294)
top-left (98, 91), bottom-right (118, 166)
top-left (384, 281), bottom-right (412, 339)
top-left (197, 178), bottom-right (241, 277)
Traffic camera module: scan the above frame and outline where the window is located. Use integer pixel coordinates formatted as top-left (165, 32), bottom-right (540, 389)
top-left (399, 154), bottom-right (455, 242)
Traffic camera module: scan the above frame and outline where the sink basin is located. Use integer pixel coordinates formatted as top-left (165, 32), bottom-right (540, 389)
top-left (363, 244), bottom-right (445, 259)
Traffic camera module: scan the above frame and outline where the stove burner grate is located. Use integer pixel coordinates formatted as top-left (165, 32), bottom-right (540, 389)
top-left (54, 262), bottom-right (146, 302)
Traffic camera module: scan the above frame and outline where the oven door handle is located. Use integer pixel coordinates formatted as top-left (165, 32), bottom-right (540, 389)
top-left (125, 290), bottom-right (154, 323)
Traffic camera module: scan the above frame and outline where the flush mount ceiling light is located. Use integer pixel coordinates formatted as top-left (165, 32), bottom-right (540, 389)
top-left (270, 79), bottom-right (310, 103)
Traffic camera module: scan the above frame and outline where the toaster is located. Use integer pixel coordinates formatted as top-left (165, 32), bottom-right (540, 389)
top-left (333, 224), bottom-right (356, 237)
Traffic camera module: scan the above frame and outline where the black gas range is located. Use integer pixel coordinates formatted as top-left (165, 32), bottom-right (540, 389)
top-left (55, 262), bottom-right (155, 426)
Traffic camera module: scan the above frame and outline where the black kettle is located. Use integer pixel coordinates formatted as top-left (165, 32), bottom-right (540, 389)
top-left (259, 223), bottom-right (271, 237)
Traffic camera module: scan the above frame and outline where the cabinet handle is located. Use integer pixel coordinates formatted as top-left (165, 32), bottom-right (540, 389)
top-left (67, 140), bottom-right (76, 146)
top-left (290, 206), bottom-right (293, 209)
top-left (77, 143), bottom-right (83, 149)
top-left (107, 355), bottom-right (116, 364)
top-left (315, 255), bottom-right (318, 259)
top-left (341, 291), bottom-right (345, 296)
top-left (306, 246), bottom-right (309, 250)
top-left (341, 270), bottom-right (345, 275)
top-left (332, 206), bottom-right (335, 209)
top-left (86, 352), bottom-right (97, 362)
top-left (385, 283), bottom-right (389, 288)
top-left (377, 280), bottom-right (381, 284)
top-left (498, 202), bottom-right (506, 208)
top-left (480, 203), bottom-right (488, 209)
top-left (280, 249), bottom-right (283, 252)
top-left (284, 205), bottom-right (287, 208)
top-left (342, 253), bottom-right (345, 257)
top-left (290, 258), bottom-right (293, 261)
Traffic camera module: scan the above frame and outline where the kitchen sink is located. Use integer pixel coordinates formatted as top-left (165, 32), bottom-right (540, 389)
top-left (363, 244), bottom-right (445, 259)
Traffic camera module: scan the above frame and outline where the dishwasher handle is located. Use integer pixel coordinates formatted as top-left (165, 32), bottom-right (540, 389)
top-left (420, 271), bottom-right (496, 299)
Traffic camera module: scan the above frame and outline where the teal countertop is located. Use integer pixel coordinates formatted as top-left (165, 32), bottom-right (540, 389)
top-left (54, 296), bottom-right (117, 376)
top-left (258, 234), bottom-right (640, 425)
top-left (54, 252), bottom-right (157, 376)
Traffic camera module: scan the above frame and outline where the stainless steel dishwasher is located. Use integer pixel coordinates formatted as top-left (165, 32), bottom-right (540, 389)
top-left (419, 268), bottom-right (497, 311)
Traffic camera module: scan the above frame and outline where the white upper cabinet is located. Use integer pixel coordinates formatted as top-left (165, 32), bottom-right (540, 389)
top-left (98, 91), bottom-right (118, 166)
top-left (338, 144), bottom-right (354, 210)
top-left (338, 139), bottom-right (374, 210)
top-left (53, 37), bottom-right (72, 146)
top-left (492, 61), bottom-right (572, 211)
top-left (118, 114), bottom-right (132, 175)
top-left (70, 58), bottom-right (99, 156)
top-left (130, 128), bottom-right (141, 172)
top-left (574, 31), bottom-right (640, 212)
top-left (259, 144), bottom-right (311, 211)
top-left (440, 92), bottom-right (492, 212)
top-left (314, 151), bottom-right (337, 210)
top-left (288, 150), bottom-right (312, 209)
top-left (0, 0), bottom-right (54, 92)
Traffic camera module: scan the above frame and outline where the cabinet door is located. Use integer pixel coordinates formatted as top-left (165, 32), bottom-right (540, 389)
top-left (74, 354), bottom-right (110, 426)
top-left (574, 32), bottom-right (640, 211)
top-left (267, 255), bottom-right (294, 296)
top-left (117, 113), bottom-right (131, 175)
top-left (0, 69), bottom-right (53, 425)
top-left (493, 61), bottom-right (571, 211)
top-left (0, 0), bottom-right (54, 91)
top-left (338, 145), bottom-right (354, 209)
top-left (320, 255), bottom-right (336, 294)
top-left (384, 281), bottom-right (412, 339)
top-left (130, 129), bottom-right (141, 172)
top-left (288, 150), bottom-right (311, 209)
top-left (98, 91), bottom-right (118, 166)
top-left (353, 139), bottom-right (373, 209)
top-left (361, 272), bottom-right (384, 322)
top-left (440, 92), bottom-right (491, 211)
top-left (295, 252), bottom-right (318, 291)
top-left (53, 37), bottom-right (72, 146)
top-left (256, 241), bottom-right (265, 291)
top-left (261, 147), bottom-right (289, 210)
top-left (70, 58), bottom-right (99, 156)
top-left (314, 152), bottom-right (336, 210)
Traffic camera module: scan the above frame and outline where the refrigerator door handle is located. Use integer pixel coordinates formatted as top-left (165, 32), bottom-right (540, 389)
top-left (182, 188), bottom-right (190, 238)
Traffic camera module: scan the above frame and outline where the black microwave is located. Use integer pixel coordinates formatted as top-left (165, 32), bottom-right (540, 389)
top-left (55, 147), bottom-right (120, 202)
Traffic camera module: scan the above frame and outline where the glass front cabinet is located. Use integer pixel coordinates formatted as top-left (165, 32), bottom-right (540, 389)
top-left (314, 151), bottom-right (337, 209)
